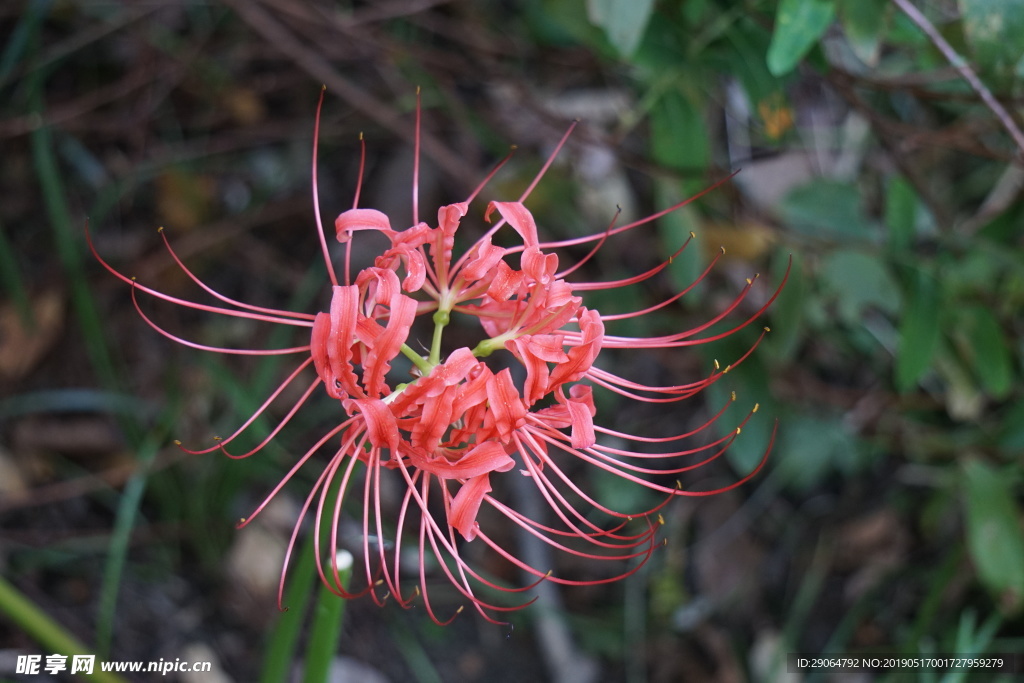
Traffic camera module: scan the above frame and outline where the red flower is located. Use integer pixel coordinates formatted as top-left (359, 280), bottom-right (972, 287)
top-left (90, 91), bottom-right (786, 624)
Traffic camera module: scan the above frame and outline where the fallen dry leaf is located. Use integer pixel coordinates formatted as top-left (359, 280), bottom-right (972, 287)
top-left (0, 288), bottom-right (64, 380)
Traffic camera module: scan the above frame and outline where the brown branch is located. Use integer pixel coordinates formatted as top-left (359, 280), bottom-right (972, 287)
top-left (891, 0), bottom-right (1024, 158)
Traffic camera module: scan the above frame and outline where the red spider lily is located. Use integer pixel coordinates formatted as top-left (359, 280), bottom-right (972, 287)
top-left (89, 90), bottom-right (786, 625)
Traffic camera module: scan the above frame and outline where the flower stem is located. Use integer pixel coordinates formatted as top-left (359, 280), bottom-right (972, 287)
top-left (400, 343), bottom-right (433, 375)
top-left (429, 308), bottom-right (449, 366)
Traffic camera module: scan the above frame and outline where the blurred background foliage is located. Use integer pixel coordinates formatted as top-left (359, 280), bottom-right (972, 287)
top-left (1, 0), bottom-right (1023, 681)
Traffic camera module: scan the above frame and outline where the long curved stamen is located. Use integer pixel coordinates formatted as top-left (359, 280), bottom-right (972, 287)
top-left (178, 358), bottom-right (318, 456)
top-left (129, 282), bottom-right (311, 356)
top-left (597, 243), bottom-right (721, 321)
top-left (157, 227), bottom-right (316, 321)
top-left (88, 227), bottom-right (313, 328)
top-left (569, 237), bottom-right (694, 291)
top-left (471, 121), bottom-right (580, 250)
top-left (413, 87), bottom-right (422, 226)
top-left (313, 86), bottom-right (341, 288)
top-left (553, 205), bottom-right (619, 280)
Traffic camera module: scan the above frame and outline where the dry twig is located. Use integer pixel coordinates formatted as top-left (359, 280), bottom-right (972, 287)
top-left (891, 0), bottom-right (1024, 158)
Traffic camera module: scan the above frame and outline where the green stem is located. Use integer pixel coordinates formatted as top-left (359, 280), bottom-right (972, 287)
top-left (0, 574), bottom-right (130, 683)
top-left (429, 308), bottom-right (449, 366)
top-left (472, 332), bottom-right (513, 358)
top-left (400, 343), bottom-right (434, 376)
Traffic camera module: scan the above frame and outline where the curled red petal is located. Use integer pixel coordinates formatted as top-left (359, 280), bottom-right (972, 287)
top-left (408, 441), bottom-right (514, 480)
top-left (486, 368), bottom-right (527, 442)
top-left (449, 474), bottom-right (493, 541)
top-left (335, 208), bottom-right (393, 243)
top-left (485, 201), bottom-right (539, 246)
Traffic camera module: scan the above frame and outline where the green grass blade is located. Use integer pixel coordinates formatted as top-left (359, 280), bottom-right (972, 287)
top-left (302, 552), bottom-right (352, 683)
top-left (0, 219), bottom-right (32, 325)
top-left (0, 573), bottom-right (130, 683)
top-left (259, 531), bottom-right (318, 683)
top-left (95, 432), bottom-right (163, 658)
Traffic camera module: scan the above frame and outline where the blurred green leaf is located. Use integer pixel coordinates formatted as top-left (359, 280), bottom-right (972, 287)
top-left (681, 0), bottom-right (711, 25)
top-left (587, 0), bottom-right (655, 57)
top-left (884, 174), bottom-right (917, 252)
top-left (896, 269), bottom-right (940, 391)
top-left (837, 0), bottom-right (885, 65)
top-left (954, 305), bottom-right (1013, 398)
top-left (777, 414), bottom-right (872, 490)
top-left (959, 0), bottom-right (1024, 80)
top-left (941, 248), bottom-right (999, 300)
top-left (649, 86), bottom-right (709, 172)
top-left (764, 249), bottom-right (804, 362)
top-left (530, 0), bottom-right (613, 52)
top-left (935, 343), bottom-right (985, 421)
top-left (963, 460), bottom-right (1024, 612)
top-left (820, 250), bottom-right (900, 324)
top-left (767, 0), bottom-right (836, 76)
top-left (997, 402), bottom-right (1024, 454)
top-left (777, 179), bottom-right (874, 240)
top-left (722, 20), bottom-right (781, 107)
